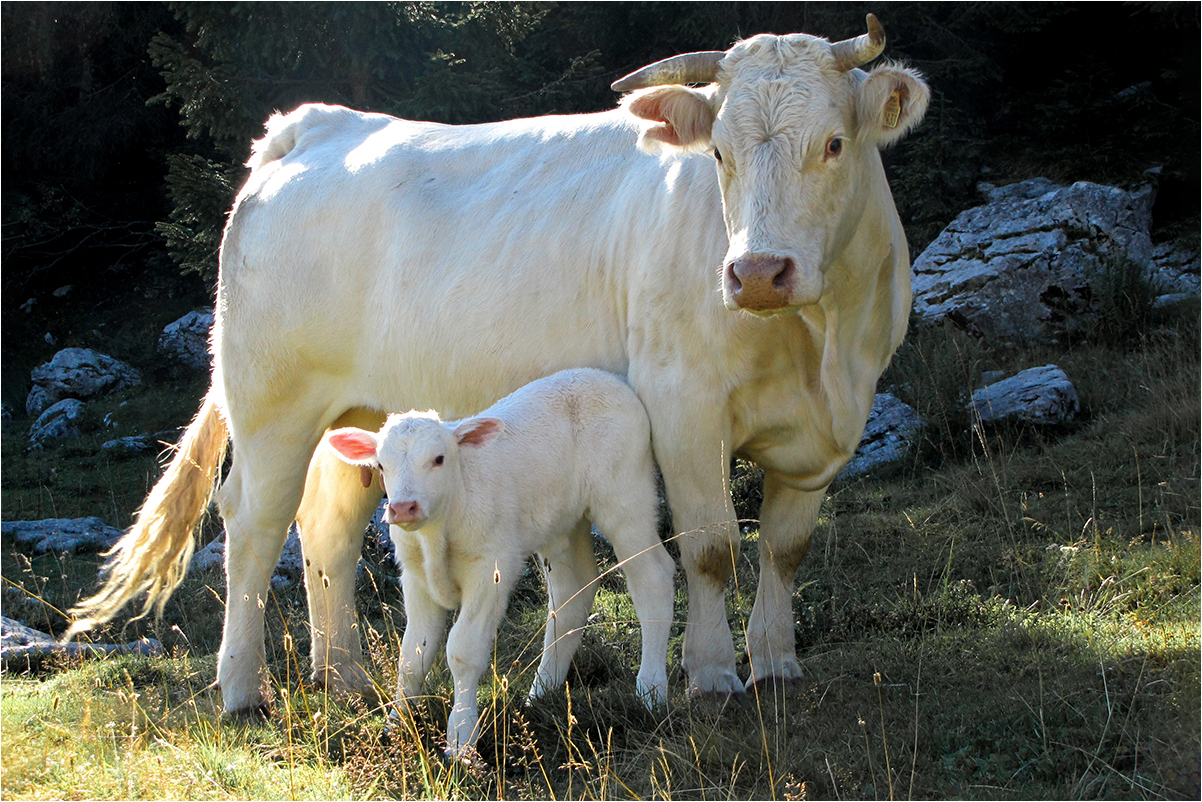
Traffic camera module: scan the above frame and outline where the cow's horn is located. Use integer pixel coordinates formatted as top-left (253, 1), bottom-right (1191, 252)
top-left (830, 13), bottom-right (886, 71)
top-left (611, 51), bottom-right (725, 92)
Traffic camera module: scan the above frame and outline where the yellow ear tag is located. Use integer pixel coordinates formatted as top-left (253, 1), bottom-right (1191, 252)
top-left (883, 90), bottom-right (902, 129)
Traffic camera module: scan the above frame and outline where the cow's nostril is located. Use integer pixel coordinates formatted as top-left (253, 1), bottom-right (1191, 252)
top-left (772, 259), bottom-right (795, 290)
top-left (726, 263), bottom-right (743, 292)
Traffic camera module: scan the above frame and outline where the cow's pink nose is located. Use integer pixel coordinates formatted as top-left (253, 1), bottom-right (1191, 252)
top-left (386, 500), bottom-right (423, 525)
top-left (726, 255), bottom-right (796, 311)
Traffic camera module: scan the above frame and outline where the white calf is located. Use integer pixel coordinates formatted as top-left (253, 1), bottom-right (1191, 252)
top-left (326, 369), bottom-right (675, 756)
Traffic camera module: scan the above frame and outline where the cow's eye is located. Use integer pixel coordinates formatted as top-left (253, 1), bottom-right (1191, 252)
top-left (825, 137), bottom-right (843, 158)
top-left (713, 147), bottom-right (723, 163)
top-left (433, 454), bottom-right (444, 467)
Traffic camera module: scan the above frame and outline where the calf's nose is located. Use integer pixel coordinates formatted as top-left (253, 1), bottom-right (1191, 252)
top-left (386, 499), bottom-right (423, 525)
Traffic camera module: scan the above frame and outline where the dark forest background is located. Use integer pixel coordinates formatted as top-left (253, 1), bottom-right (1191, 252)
top-left (2, 1), bottom-right (1199, 406)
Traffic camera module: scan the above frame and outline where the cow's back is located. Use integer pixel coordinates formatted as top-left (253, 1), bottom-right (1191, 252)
top-left (216, 105), bottom-right (724, 423)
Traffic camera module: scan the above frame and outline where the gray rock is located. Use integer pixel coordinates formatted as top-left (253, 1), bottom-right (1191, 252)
top-left (27, 348), bottom-right (142, 415)
top-left (838, 394), bottom-right (924, 481)
top-left (28, 398), bottom-right (86, 446)
top-left (158, 309), bottom-right (215, 373)
top-left (970, 365), bottom-right (1079, 426)
top-left (100, 429), bottom-right (182, 456)
top-left (1149, 242), bottom-right (1201, 300)
top-left (2, 517), bottom-right (124, 553)
top-left (912, 180), bottom-right (1157, 343)
top-left (24, 386), bottom-right (51, 417)
top-left (1, 616), bottom-right (162, 673)
top-left (978, 177), bottom-right (1060, 204)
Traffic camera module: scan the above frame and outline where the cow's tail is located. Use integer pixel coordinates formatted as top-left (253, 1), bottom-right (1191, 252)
top-left (245, 104), bottom-right (354, 171)
top-left (66, 389), bottom-right (228, 639)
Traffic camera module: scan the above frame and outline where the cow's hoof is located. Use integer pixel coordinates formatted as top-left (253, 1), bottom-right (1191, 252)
top-left (744, 655), bottom-right (803, 691)
top-left (684, 667), bottom-right (746, 698)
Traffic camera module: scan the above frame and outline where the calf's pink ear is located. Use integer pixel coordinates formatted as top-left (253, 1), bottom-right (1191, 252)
top-left (453, 417), bottom-right (505, 448)
top-left (327, 427), bottom-right (379, 464)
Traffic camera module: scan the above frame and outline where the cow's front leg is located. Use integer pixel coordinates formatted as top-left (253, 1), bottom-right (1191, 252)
top-left (656, 438), bottom-right (743, 696)
top-left (745, 472), bottom-right (823, 689)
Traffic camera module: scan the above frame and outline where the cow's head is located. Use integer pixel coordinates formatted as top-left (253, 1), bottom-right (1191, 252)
top-left (614, 15), bottom-right (929, 316)
top-left (326, 411), bottom-right (504, 532)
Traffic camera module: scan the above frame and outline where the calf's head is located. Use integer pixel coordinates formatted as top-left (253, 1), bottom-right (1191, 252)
top-left (326, 412), bottom-right (504, 531)
top-left (615, 14), bottom-right (929, 316)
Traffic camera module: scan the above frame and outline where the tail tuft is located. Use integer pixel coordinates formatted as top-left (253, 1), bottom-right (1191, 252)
top-left (66, 390), bottom-right (228, 640)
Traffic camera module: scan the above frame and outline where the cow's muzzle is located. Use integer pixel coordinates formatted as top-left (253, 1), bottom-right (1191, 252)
top-left (723, 255), bottom-right (820, 312)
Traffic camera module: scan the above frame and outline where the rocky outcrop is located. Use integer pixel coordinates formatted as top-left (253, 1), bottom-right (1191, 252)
top-left (2, 517), bottom-right (124, 553)
top-left (1, 616), bottom-right (161, 673)
top-left (158, 309), bottom-right (214, 373)
top-left (911, 180), bottom-right (1159, 343)
top-left (838, 394), bottom-right (923, 481)
top-left (27, 398), bottom-right (87, 447)
top-left (970, 365), bottom-right (1079, 426)
top-left (26, 348), bottom-right (142, 416)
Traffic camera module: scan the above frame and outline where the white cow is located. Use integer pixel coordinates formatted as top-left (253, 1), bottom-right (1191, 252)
top-left (325, 369), bottom-right (675, 756)
top-left (70, 15), bottom-right (928, 713)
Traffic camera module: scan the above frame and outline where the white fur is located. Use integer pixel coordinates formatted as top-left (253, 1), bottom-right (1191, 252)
top-left (327, 369), bottom-right (674, 757)
top-left (102, 29), bottom-right (928, 713)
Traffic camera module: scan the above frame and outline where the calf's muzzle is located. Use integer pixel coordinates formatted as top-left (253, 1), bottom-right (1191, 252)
top-left (386, 499), bottom-right (425, 527)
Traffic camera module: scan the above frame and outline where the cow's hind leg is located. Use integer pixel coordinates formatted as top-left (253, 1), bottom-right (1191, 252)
top-left (528, 519), bottom-right (598, 701)
top-left (295, 408), bottom-right (386, 701)
top-left (215, 417), bottom-right (325, 714)
top-left (744, 473), bottom-right (822, 690)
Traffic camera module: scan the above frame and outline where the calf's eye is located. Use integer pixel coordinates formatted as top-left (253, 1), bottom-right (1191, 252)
top-left (433, 455), bottom-right (444, 466)
top-left (713, 147), bottom-right (723, 163)
top-left (825, 137), bottom-right (843, 158)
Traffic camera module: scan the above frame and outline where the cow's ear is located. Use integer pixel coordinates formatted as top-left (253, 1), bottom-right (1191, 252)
top-left (327, 427), bottom-right (379, 465)
top-left (453, 417), bottom-right (505, 449)
top-left (624, 85), bottom-right (716, 152)
top-left (855, 64), bottom-right (929, 148)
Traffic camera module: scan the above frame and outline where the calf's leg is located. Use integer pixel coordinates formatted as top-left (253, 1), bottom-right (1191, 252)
top-left (528, 519), bottom-right (598, 700)
top-left (443, 558), bottom-right (519, 757)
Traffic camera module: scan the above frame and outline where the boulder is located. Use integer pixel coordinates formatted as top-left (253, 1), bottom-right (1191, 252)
top-left (2, 517), bottom-right (124, 553)
top-left (838, 394), bottom-right (924, 481)
top-left (100, 429), bottom-right (182, 457)
top-left (970, 365), bottom-right (1079, 426)
top-left (158, 309), bottom-right (215, 373)
top-left (1148, 242), bottom-right (1201, 301)
top-left (911, 180), bottom-right (1156, 343)
top-left (27, 348), bottom-right (142, 415)
top-left (27, 398), bottom-right (86, 447)
top-left (1, 616), bottom-right (162, 673)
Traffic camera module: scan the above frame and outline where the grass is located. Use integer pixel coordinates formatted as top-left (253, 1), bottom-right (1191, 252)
top-left (2, 304), bottom-right (1199, 799)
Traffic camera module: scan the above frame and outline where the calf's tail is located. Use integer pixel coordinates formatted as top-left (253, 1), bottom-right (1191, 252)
top-left (66, 389), bottom-right (228, 639)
